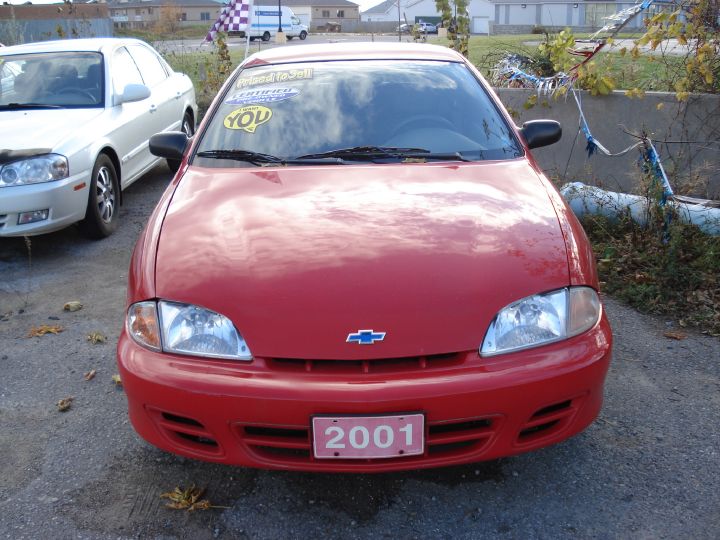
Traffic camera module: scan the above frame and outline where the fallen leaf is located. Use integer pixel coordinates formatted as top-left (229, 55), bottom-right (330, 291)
top-left (28, 325), bottom-right (64, 338)
top-left (57, 396), bottom-right (74, 412)
top-left (86, 332), bottom-right (107, 344)
top-left (160, 485), bottom-right (228, 512)
top-left (111, 374), bottom-right (122, 386)
top-left (63, 301), bottom-right (83, 312)
top-left (663, 330), bottom-right (687, 340)
top-left (83, 369), bottom-right (97, 381)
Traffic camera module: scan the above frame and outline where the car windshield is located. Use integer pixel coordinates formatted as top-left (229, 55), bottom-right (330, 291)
top-left (194, 59), bottom-right (523, 167)
top-left (0, 51), bottom-right (104, 109)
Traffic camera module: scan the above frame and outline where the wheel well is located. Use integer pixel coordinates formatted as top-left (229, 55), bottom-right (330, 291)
top-left (99, 148), bottom-right (122, 206)
top-left (184, 107), bottom-right (195, 130)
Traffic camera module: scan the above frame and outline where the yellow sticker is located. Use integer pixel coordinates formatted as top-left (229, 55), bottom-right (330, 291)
top-left (223, 105), bottom-right (273, 133)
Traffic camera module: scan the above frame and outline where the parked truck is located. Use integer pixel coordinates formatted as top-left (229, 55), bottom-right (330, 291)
top-left (232, 6), bottom-right (308, 41)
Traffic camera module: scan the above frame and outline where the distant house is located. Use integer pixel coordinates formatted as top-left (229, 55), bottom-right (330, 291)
top-left (360, 0), bottom-right (668, 34)
top-left (360, 0), bottom-right (397, 22)
top-left (107, 0), bottom-right (224, 30)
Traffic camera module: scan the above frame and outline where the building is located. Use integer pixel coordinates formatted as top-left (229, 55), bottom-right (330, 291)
top-left (360, 0), bottom-right (672, 34)
top-left (107, 0), bottom-right (224, 30)
top-left (0, 3), bottom-right (112, 45)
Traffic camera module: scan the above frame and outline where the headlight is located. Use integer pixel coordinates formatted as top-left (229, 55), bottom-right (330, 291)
top-left (126, 300), bottom-right (252, 361)
top-left (0, 154), bottom-right (69, 187)
top-left (481, 287), bottom-right (601, 356)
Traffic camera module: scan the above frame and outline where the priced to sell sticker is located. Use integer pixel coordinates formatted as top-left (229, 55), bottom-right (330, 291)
top-left (223, 105), bottom-right (273, 133)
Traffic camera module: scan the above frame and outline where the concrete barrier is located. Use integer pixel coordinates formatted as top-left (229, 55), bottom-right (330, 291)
top-left (494, 88), bottom-right (720, 198)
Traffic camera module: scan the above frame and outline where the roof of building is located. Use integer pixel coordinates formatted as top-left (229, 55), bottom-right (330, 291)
top-left (362, 0), bottom-right (395, 14)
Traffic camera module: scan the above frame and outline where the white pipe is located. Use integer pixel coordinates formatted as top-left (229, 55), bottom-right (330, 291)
top-left (560, 182), bottom-right (720, 236)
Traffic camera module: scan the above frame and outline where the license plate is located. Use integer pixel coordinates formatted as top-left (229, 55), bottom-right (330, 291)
top-left (312, 414), bottom-right (424, 459)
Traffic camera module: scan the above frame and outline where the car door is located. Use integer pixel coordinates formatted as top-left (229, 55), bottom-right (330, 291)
top-left (109, 45), bottom-right (157, 186)
top-left (126, 43), bottom-right (183, 136)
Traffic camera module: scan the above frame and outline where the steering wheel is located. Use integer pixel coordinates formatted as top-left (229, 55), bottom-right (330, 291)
top-left (391, 115), bottom-right (455, 138)
top-left (55, 87), bottom-right (97, 101)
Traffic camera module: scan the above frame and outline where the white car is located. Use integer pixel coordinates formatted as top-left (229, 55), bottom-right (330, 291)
top-left (0, 38), bottom-right (197, 238)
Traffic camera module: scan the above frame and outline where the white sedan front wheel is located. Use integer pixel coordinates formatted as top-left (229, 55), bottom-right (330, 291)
top-left (79, 154), bottom-right (119, 239)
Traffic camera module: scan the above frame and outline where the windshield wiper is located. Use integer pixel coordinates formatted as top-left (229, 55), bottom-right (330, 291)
top-left (295, 146), bottom-right (471, 162)
top-left (196, 149), bottom-right (343, 166)
top-left (0, 103), bottom-right (63, 110)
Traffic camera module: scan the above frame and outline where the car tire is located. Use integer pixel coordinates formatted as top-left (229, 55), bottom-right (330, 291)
top-left (79, 154), bottom-right (119, 239)
top-left (300, 31), bottom-right (307, 40)
top-left (262, 32), bottom-right (271, 42)
top-left (168, 111), bottom-right (194, 173)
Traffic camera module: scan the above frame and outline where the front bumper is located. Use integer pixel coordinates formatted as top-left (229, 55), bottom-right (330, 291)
top-left (117, 314), bottom-right (612, 472)
top-left (0, 172), bottom-right (89, 236)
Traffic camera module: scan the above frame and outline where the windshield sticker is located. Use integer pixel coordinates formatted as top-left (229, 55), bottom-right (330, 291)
top-left (225, 86), bottom-right (299, 106)
top-left (223, 105), bottom-right (273, 133)
top-left (236, 68), bottom-right (313, 89)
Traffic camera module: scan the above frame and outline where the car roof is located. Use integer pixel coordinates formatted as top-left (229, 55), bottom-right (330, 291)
top-left (0, 37), bottom-right (151, 56)
top-left (242, 42), bottom-right (466, 68)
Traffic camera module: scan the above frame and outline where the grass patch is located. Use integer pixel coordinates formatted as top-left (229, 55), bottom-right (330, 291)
top-left (116, 24), bottom-right (210, 41)
top-left (583, 212), bottom-right (720, 335)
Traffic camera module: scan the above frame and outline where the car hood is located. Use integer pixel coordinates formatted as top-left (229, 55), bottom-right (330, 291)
top-left (0, 109), bottom-right (104, 151)
top-left (155, 160), bottom-right (570, 360)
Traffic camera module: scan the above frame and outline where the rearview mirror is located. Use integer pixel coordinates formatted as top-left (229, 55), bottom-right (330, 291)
top-left (519, 120), bottom-right (562, 149)
top-left (118, 83), bottom-right (151, 105)
top-left (149, 131), bottom-right (189, 160)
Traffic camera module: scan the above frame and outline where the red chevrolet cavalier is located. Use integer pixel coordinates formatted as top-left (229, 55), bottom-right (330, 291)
top-left (117, 43), bottom-right (611, 472)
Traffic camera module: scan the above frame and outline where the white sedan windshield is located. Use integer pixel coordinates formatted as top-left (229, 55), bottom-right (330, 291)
top-left (0, 51), bottom-right (103, 108)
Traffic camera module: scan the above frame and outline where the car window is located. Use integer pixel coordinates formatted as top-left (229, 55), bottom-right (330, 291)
top-left (194, 60), bottom-right (522, 166)
top-left (112, 46), bottom-right (144, 95)
top-left (0, 51), bottom-right (103, 108)
top-left (127, 44), bottom-right (168, 88)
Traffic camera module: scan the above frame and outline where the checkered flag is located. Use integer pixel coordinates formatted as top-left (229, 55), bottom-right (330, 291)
top-left (204, 0), bottom-right (254, 42)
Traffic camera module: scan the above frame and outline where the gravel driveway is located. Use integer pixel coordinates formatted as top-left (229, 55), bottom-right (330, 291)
top-left (1, 164), bottom-right (718, 539)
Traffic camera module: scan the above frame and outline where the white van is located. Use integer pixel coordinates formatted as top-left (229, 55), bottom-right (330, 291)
top-left (243, 6), bottom-right (309, 41)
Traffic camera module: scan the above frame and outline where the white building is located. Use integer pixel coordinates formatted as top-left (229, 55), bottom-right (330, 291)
top-left (361, 0), bottom-right (667, 34)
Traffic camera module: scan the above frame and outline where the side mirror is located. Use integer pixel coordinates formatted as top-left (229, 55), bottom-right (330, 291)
top-left (149, 131), bottom-right (188, 160)
top-left (519, 120), bottom-right (562, 149)
top-left (118, 83), bottom-right (151, 105)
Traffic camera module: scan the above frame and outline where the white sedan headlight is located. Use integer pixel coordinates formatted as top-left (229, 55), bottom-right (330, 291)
top-left (481, 287), bottom-right (601, 356)
top-left (127, 300), bottom-right (252, 361)
top-left (0, 154), bottom-right (69, 187)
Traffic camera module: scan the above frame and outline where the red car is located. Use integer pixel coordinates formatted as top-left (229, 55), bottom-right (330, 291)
top-left (118, 43), bottom-right (611, 472)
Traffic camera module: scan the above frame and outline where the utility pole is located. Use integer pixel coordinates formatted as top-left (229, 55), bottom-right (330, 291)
top-left (397, 0), bottom-right (401, 42)
top-left (276, 0), bottom-right (286, 42)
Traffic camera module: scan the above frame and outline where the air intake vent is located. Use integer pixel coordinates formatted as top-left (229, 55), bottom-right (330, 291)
top-left (517, 399), bottom-right (576, 444)
top-left (266, 352), bottom-right (463, 374)
top-left (149, 408), bottom-right (223, 456)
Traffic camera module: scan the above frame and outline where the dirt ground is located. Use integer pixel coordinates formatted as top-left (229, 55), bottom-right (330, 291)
top-left (1, 164), bottom-right (719, 539)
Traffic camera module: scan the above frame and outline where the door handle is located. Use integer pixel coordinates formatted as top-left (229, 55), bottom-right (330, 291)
top-left (149, 104), bottom-right (157, 113)
top-left (175, 91), bottom-right (182, 100)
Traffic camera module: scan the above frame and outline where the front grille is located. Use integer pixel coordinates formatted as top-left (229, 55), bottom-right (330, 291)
top-left (265, 352), bottom-right (464, 374)
top-left (149, 408), bottom-right (223, 456)
top-left (517, 398), bottom-right (576, 444)
top-left (236, 415), bottom-right (498, 466)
